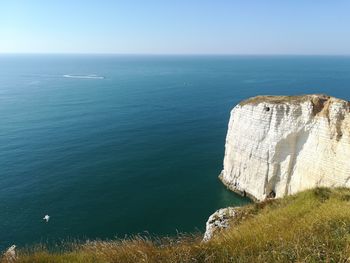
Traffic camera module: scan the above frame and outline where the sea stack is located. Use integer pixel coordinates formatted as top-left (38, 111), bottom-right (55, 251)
top-left (220, 94), bottom-right (350, 201)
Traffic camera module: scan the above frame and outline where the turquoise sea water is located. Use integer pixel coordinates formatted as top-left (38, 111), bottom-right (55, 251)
top-left (1, 55), bottom-right (350, 250)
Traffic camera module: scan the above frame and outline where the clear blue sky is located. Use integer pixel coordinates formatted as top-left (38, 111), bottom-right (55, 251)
top-left (1, 0), bottom-right (350, 54)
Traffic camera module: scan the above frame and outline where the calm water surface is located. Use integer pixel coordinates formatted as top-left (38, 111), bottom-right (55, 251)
top-left (1, 55), bottom-right (350, 249)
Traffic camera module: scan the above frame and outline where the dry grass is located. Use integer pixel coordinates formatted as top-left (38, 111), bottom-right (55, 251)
top-left (7, 187), bottom-right (350, 263)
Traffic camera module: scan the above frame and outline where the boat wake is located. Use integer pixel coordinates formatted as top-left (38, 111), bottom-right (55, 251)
top-left (63, 74), bottom-right (104, 79)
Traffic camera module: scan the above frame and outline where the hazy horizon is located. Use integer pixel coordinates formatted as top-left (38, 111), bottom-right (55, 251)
top-left (2, 53), bottom-right (350, 56)
top-left (1, 1), bottom-right (350, 55)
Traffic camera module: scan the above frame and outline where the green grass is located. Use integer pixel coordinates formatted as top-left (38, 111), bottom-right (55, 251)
top-left (6, 187), bottom-right (350, 263)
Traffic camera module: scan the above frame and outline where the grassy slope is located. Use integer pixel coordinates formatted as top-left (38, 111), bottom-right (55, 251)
top-left (8, 188), bottom-right (350, 263)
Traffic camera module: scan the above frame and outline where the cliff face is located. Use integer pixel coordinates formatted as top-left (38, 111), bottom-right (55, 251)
top-left (220, 94), bottom-right (350, 201)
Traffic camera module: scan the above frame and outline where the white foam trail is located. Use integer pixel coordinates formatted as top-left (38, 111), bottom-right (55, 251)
top-left (63, 74), bottom-right (104, 79)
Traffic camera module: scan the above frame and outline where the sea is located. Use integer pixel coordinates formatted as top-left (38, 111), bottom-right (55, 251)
top-left (1, 55), bottom-right (350, 250)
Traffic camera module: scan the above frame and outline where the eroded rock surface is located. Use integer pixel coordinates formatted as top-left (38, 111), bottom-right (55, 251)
top-left (203, 207), bottom-right (238, 242)
top-left (220, 94), bottom-right (350, 201)
top-left (3, 245), bottom-right (16, 263)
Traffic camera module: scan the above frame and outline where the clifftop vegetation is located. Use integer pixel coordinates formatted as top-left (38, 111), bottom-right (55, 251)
top-left (6, 187), bottom-right (350, 262)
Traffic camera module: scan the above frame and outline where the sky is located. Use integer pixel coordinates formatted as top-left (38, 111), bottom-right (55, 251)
top-left (1, 0), bottom-right (350, 55)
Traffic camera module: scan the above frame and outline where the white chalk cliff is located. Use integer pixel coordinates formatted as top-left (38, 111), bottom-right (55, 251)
top-left (220, 94), bottom-right (350, 201)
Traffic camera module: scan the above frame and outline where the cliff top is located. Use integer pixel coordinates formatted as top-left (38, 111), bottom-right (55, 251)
top-left (238, 94), bottom-right (348, 106)
top-left (239, 94), bottom-right (350, 117)
top-left (11, 188), bottom-right (350, 262)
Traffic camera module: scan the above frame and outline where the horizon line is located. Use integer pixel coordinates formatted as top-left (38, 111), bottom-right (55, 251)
top-left (1, 52), bottom-right (350, 56)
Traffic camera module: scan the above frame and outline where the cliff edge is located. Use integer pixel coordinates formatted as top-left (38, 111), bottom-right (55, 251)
top-left (220, 94), bottom-right (350, 201)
